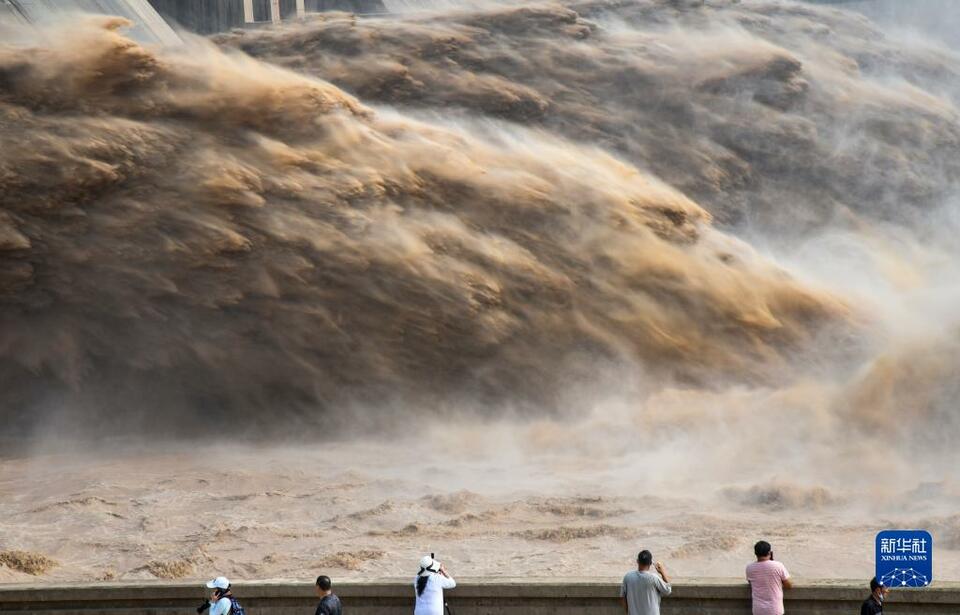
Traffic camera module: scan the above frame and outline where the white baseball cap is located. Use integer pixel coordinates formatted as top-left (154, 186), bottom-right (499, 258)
top-left (206, 576), bottom-right (230, 590)
top-left (418, 556), bottom-right (440, 576)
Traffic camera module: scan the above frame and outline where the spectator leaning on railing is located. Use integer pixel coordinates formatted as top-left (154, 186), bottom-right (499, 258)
top-left (620, 549), bottom-right (672, 615)
top-left (746, 541), bottom-right (792, 615)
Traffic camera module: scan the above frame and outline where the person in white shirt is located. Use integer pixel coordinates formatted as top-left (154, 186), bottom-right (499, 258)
top-left (413, 555), bottom-right (456, 615)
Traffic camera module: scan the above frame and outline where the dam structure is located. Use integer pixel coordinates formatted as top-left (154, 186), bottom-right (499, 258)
top-left (0, 0), bottom-right (181, 44)
top-left (6, 0), bottom-right (945, 45)
top-left (0, 0), bottom-right (385, 40)
top-left (148, 0), bottom-right (386, 33)
top-left (1, 0), bottom-right (908, 40)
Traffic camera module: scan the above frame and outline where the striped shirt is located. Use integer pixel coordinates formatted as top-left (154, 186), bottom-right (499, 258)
top-left (746, 560), bottom-right (790, 615)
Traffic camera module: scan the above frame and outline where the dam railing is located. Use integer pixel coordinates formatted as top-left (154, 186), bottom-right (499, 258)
top-left (1, 578), bottom-right (959, 614)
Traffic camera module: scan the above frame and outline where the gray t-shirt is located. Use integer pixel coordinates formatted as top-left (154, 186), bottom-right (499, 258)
top-left (620, 570), bottom-right (672, 615)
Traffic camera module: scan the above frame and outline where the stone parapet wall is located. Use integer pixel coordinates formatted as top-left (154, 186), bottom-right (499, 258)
top-left (1, 579), bottom-right (959, 614)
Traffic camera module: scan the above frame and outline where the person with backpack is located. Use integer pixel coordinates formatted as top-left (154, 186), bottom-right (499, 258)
top-left (414, 554), bottom-right (455, 615)
top-left (197, 576), bottom-right (245, 615)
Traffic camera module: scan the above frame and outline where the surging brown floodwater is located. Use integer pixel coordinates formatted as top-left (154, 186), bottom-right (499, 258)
top-left (0, 10), bottom-right (852, 434)
top-left (1, 0), bottom-right (959, 583)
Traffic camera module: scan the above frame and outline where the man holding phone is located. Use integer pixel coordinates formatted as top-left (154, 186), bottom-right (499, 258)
top-left (620, 549), bottom-right (672, 615)
top-left (746, 541), bottom-right (792, 615)
top-left (201, 577), bottom-right (234, 615)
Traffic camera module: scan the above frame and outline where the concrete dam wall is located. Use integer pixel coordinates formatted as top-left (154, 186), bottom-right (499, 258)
top-left (149, 0), bottom-right (386, 34)
top-left (0, 0), bottom-right (180, 43)
top-left (5, 0), bottom-right (920, 39)
top-left (0, 0), bottom-right (385, 41)
top-left (1, 580), bottom-right (959, 615)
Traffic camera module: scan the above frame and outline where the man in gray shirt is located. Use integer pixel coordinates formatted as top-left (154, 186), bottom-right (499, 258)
top-left (620, 550), bottom-right (672, 615)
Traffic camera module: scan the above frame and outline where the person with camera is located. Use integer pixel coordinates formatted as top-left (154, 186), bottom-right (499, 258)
top-left (620, 549), bottom-right (672, 615)
top-left (197, 576), bottom-right (244, 615)
top-left (746, 541), bottom-right (792, 615)
top-left (414, 554), bottom-right (456, 615)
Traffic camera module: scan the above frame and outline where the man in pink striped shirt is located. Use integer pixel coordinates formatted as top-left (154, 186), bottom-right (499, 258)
top-left (745, 540), bottom-right (793, 615)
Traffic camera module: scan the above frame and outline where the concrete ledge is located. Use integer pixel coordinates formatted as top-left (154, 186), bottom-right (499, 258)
top-left (1, 579), bottom-right (959, 614)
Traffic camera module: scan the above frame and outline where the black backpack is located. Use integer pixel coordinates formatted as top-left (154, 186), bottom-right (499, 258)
top-left (229, 597), bottom-right (246, 615)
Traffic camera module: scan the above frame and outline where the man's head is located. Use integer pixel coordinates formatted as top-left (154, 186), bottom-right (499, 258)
top-left (637, 550), bottom-right (653, 570)
top-left (870, 577), bottom-right (887, 599)
top-left (316, 575), bottom-right (333, 596)
top-left (754, 541), bottom-right (773, 561)
top-left (205, 576), bottom-right (230, 599)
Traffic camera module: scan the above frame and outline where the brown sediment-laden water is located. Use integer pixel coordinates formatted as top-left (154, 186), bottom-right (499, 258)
top-left (1, 1), bottom-right (959, 583)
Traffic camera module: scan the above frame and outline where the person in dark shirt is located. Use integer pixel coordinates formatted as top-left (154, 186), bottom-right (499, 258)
top-left (315, 575), bottom-right (342, 615)
top-left (860, 577), bottom-right (887, 615)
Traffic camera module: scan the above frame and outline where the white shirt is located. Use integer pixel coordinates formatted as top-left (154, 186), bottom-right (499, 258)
top-left (209, 596), bottom-right (232, 615)
top-left (413, 572), bottom-right (456, 615)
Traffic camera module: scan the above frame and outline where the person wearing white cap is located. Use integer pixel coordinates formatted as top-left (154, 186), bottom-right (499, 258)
top-left (414, 554), bottom-right (456, 615)
top-left (199, 576), bottom-right (235, 615)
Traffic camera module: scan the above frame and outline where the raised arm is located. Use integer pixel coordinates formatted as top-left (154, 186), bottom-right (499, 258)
top-left (439, 574), bottom-right (456, 589)
top-left (655, 562), bottom-right (671, 584)
top-left (654, 562), bottom-right (673, 596)
top-left (438, 565), bottom-right (456, 589)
